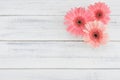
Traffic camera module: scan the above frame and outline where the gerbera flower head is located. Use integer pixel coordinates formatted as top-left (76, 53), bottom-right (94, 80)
top-left (64, 7), bottom-right (94, 36)
top-left (83, 21), bottom-right (108, 47)
top-left (88, 2), bottom-right (111, 24)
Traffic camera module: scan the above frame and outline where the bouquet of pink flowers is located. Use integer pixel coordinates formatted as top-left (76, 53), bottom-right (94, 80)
top-left (64, 2), bottom-right (110, 48)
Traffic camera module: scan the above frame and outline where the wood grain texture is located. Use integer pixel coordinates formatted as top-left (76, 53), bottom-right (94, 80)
top-left (0, 15), bottom-right (119, 40)
top-left (0, 70), bottom-right (120, 80)
top-left (0, 0), bottom-right (118, 15)
top-left (0, 42), bottom-right (119, 68)
top-left (0, 42), bottom-right (119, 58)
top-left (0, 0), bottom-right (119, 79)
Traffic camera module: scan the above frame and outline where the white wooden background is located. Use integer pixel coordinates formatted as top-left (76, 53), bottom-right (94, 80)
top-left (0, 0), bottom-right (120, 79)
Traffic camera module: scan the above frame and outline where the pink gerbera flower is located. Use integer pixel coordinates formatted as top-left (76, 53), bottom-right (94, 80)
top-left (64, 7), bottom-right (94, 36)
top-left (88, 2), bottom-right (110, 24)
top-left (83, 21), bottom-right (108, 47)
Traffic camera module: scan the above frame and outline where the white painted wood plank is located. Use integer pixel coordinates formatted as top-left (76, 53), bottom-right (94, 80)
top-left (0, 42), bottom-right (120, 68)
top-left (0, 16), bottom-right (119, 40)
top-left (0, 0), bottom-right (118, 15)
top-left (0, 70), bottom-right (120, 80)
top-left (1, 58), bottom-right (120, 68)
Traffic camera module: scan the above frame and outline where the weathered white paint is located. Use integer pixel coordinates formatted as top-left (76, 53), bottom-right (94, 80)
top-left (0, 16), bottom-right (119, 40)
top-left (0, 0), bottom-right (119, 79)
top-left (0, 70), bottom-right (120, 80)
top-left (0, 42), bottom-right (119, 68)
top-left (0, 0), bottom-right (118, 15)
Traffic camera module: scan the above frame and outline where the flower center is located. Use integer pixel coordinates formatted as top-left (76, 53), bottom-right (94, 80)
top-left (98, 13), bottom-right (102, 17)
top-left (95, 10), bottom-right (103, 19)
top-left (93, 32), bottom-right (100, 39)
top-left (89, 29), bottom-right (103, 42)
top-left (74, 17), bottom-right (85, 27)
top-left (77, 20), bottom-right (82, 24)
top-left (94, 33), bottom-right (99, 38)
